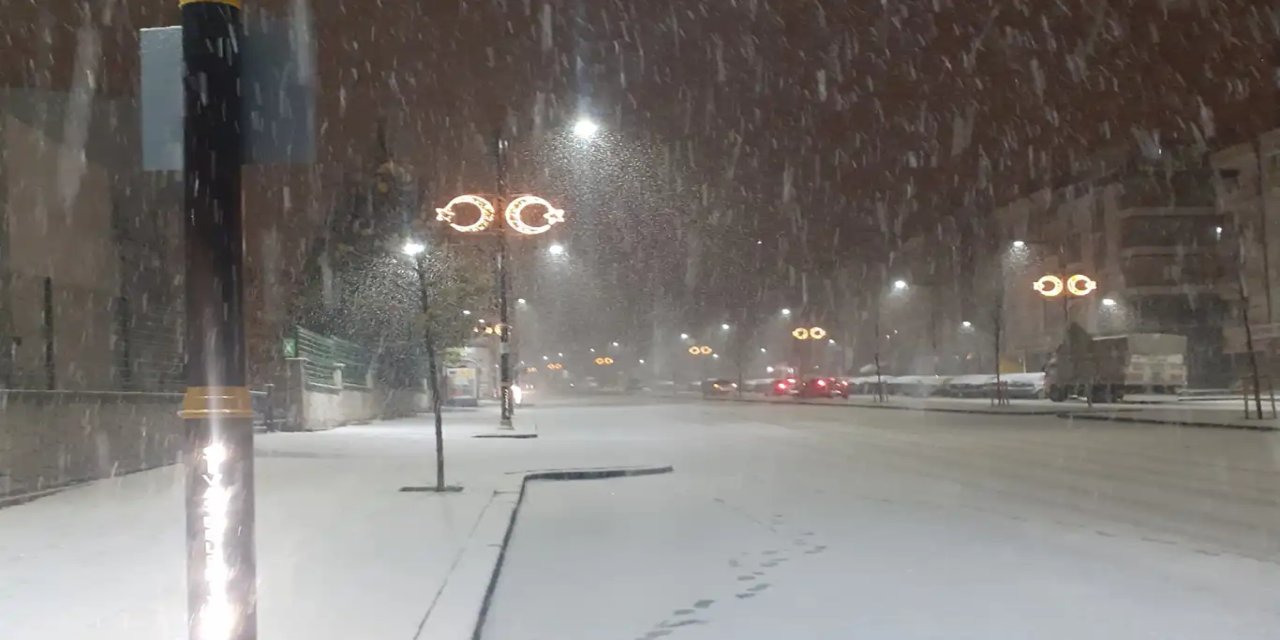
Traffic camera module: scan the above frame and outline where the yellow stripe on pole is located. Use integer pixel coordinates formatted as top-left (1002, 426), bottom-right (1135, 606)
top-left (180, 0), bottom-right (241, 7)
top-left (180, 386), bottom-right (255, 419)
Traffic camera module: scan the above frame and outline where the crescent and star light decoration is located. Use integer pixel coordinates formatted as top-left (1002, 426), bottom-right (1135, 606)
top-left (435, 194), bottom-right (565, 235)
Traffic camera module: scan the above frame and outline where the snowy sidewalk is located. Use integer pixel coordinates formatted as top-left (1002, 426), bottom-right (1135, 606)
top-left (0, 405), bottom-right (662, 640)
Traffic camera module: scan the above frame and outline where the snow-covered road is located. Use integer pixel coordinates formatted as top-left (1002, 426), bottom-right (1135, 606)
top-left (485, 400), bottom-right (1280, 640)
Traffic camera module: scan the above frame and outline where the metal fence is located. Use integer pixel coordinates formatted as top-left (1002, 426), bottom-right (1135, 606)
top-left (286, 326), bottom-right (372, 389)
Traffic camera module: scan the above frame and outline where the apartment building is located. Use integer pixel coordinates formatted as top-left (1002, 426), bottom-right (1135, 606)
top-left (984, 152), bottom-right (1231, 387)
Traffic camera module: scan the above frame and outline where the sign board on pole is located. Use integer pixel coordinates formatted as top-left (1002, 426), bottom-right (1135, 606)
top-left (140, 14), bottom-right (316, 171)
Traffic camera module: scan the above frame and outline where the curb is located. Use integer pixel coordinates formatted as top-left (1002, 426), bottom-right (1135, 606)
top-left (1058, 412), bottom-right (1280, 433)
top-left (469, 465), bottom-right (674, 640)
top-left (412, 464), bottom-right (674, 640)
top-left (706, 395), bottom-right (1271, 430)
top-left (706, 395), bottom-right (1071, 417)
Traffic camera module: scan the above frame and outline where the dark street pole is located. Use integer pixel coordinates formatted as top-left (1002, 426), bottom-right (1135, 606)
top-left (494, 128), bottom-right (514, 428)
top-left (179, 1), bottom-right (256, 639)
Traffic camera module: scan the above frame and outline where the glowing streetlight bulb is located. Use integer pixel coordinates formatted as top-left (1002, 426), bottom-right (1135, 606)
top-left (781, 308), bottom-right (792, 316)
top-left (760, 347), bottom-right (767, 353)
top-left (573, 118), bottom-right (601, 139)
top-left (639, 359), bottom-right (646, 364)
top-left (401, 241), bottom-right (426, 257)
top-left (1101, 298), bottom-right (1118, 307)
top-left (612, 341), bottom-right (620, 347)
top-left (893, 280), bottom-right (909, 291)
top-left (517, 298), bottom-right (527, 305)
top-left (961, 320), bottom-right (973, 328)
top-left (1012, 240), bottom-right (1026, 249)
top-left (721, 323), bottom-right (731, 330)
top-left (548, 243), bottom-right (566, 256)
top-left (462, 310), bottom-right (472, 316)
top-left (680, 333), bottom-right (690, 340)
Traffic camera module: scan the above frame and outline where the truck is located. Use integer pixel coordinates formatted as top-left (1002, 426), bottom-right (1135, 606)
top-left (1044, 324), bottom-right (1187, 403)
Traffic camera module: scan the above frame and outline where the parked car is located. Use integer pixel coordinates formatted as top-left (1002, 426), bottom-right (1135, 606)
top-left (844, 375), bottom-right (886, 395)
top-left (998, 372), bottom-right (1046, 399)
top-left (796, 377), bottom-right (840, 398)
top-left (942, 374), bottom-right (996, 397)
top-left (887, 375), bottom-right (950, 397)
top-left (701, 378), bottom-right (738, 396)
top-left (767, 377), bottom-right (799, 396)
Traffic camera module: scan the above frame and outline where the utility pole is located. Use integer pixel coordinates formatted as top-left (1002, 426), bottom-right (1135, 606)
top-left (179, 0), bottom-right (257, 638)
top-left (494, 127), bottom-right (514, 428)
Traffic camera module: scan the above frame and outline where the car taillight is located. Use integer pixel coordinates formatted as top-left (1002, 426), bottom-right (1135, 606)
top-left (776, 382), bottom-right (787, 390)
top-left (816, 379), bottom-right (827, 387)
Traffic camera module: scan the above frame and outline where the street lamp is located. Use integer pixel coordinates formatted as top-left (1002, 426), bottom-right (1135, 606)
top-left (517, 298), bottom-right (527, 305)
top-left (611, 341), bottom-right (620, 347)
top-left (721, 323), bottom-right (731, 331)
top-left (402, 241), bottom-right (426, 257)
top-left (893, 279), bottom-right (909, 292)
top-left (548, 243), bottom-right (566, 256)
top-left (1101, 297), bottom-right (1117, 307)
top-left (680, 333), bottom-right (690, 340)
top-left (462, 309), bottom-right (472, 316)
top-left (961, 320), bottom-right (973, 328)
top-left (781, 308), bottom-right (792, 316)
top-left (1011, 240), bottom-right (1026, 249)
top-left (573, 117), bottom-right (601, 140)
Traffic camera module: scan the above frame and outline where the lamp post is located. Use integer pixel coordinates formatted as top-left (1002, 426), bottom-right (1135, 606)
top-left (432, 152), bottom-right (566, 429)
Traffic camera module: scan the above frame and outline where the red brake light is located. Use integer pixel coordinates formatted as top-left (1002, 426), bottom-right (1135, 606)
top-left (776, 382), bottom-right (787, 390)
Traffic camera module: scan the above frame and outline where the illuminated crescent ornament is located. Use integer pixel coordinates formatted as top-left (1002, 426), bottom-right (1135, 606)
top-left (792, 328), bottom-right (810, 340)
top-left (504, 195), bottom-right (566, 235)
top-left (809, 327), bottom-right (828, 340)
top-left (1033, 275), bottom-right (1064, 298)
top-left (688, 346), bottom-right (700, 355)
top-left (699, 346), bottom-right (713, 355)
top-left (435, 195), bottom-right (496, 233)
top-left (1066, 274), bottom-right (1097, 297)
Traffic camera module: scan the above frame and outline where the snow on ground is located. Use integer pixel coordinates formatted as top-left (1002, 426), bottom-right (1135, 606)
top-left (485, 400), bottom-right (1280, 640)
top-left (2, 397), bottom-right (1278, 639)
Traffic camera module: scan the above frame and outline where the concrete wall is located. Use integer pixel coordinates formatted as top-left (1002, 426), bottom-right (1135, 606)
top-left (0, 390), bottom-right (182, 497)
top-left (283, 358), bottom-right (429, 431)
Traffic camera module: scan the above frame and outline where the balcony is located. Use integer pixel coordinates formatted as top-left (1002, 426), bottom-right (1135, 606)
top-left (1117, 172), bottom-right (1216, 209)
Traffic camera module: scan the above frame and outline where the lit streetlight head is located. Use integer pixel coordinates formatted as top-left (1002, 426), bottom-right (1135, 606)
top-left (1102, 297), bottom-right (1118, 307)
top-left (517, 298), bottom-right (527, 305)
top-left (639, 359), bottom-right (646, 364)
top-left (573, 118), bottom-right (601, 139)
top-left (1011, 240), bottom-right (1026, 249)
top-left (462, 309), bottom-right (472, 316)
top-left (760, 347), bottom-right (767, 353)
top-left (961, 320), bottom-right (973, 328)
top-left (893, 280), bottom-right (909, 291)
top-left (548, 243), bottom-right (566, 256)
top-left (721, 323), bottom-right (731, 331)
top-left (612, 341), bottom-right (620, 347)
top-left (401, 241), bottom-right (426, 257)
top-left (680, 333), bottom-right (690, 340)
top-left (781, 308), bottom-right (792, 316)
